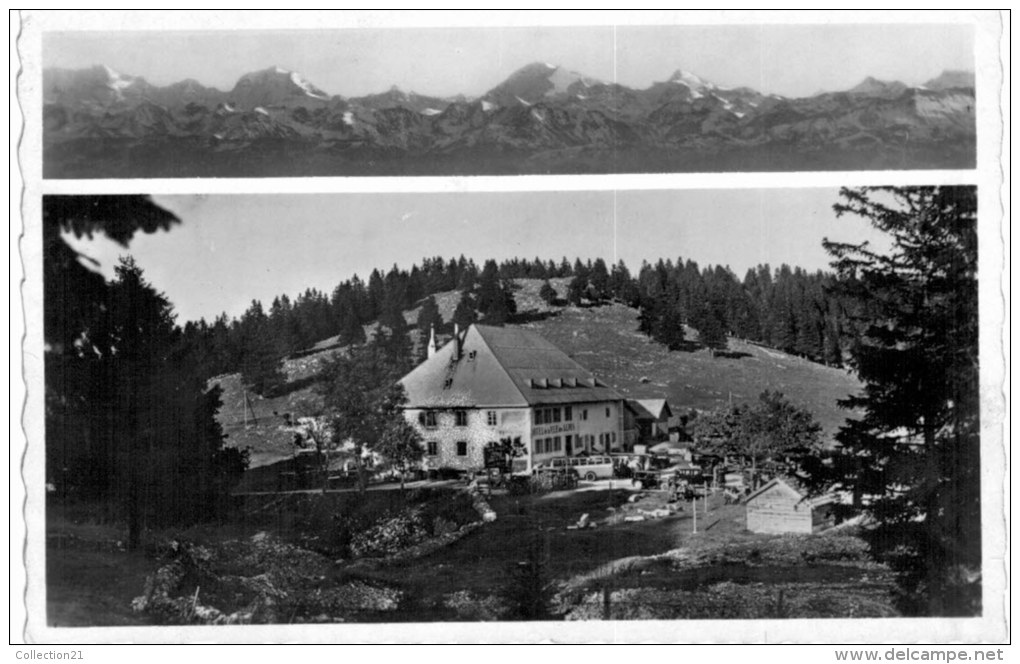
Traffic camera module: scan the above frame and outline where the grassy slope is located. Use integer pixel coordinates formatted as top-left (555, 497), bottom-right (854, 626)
top-left (216, 278), bottom-right (861, 467)
top-left (522, 304), bottom-right (862, 443)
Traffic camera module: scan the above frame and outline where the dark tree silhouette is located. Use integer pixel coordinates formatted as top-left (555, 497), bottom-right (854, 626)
top-left (475, 259), bottom-right (517, 325)
top-left (44, 196), bottom-right (246, 549)
top-left (416, 294), bottom-right (443, 335)
top-left (452, 289), bottom-right (478, 330)
top-left (538, 279), bottom-right (558, 305)
top-left (237, 299), bottom-right (287, 397)
top-left (814, 186), bottom-right (980, 616)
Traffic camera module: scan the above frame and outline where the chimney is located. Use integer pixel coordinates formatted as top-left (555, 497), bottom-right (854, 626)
top-left (427, 325), bottom-right (438, 359)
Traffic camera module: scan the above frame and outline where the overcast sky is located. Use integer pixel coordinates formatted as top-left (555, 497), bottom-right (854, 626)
top-left (44, 23), bottom-right (974, 98)
top-left (62, 189), bottom-right (890, 324)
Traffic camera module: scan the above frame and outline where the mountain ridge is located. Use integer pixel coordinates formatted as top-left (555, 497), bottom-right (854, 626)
top-left (42, 62), bottom-right (977, 177)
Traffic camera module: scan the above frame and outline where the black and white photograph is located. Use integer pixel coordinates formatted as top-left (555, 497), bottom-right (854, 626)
top-left (12, 9), bottom-right (1007, 652)
top-left (41, 187), bottom-right (982, 625)
top-left (41, 22), bottom-right (976, 178)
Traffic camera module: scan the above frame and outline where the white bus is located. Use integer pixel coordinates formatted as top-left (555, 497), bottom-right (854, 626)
top-left (539, 455), bottom-right (615, 481)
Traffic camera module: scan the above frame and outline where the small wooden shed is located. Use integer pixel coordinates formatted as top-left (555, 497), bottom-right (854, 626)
top-left (745, 478), bottom-right (834, 534)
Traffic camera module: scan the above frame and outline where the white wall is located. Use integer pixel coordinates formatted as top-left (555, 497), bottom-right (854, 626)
top-left (404, 407), bottom-right (531, 471)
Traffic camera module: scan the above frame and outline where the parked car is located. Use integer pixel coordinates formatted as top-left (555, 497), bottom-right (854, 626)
top-left (531, 465), bottom-right (579, 491)
top-left (631, 455), bottom-right (702, 491)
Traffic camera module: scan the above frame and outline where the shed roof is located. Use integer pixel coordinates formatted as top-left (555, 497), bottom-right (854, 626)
top-left (746, 477), bottom-right (836, 508)
top-left (399, 324), bottom-right (622, 409)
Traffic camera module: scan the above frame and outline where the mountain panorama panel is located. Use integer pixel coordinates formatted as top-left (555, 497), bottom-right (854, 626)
top-left (42, 62), bottom-right (976, 178)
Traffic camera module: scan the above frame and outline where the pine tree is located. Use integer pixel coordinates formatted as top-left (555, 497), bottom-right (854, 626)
top-left (237, 300), bottom-right (287, 397)
top-left (589, 258), bottom-right (610, 302)
top-left (378, 295), bottom-right (408, 335)
top-left (566, 261), bottom-right (589, 306)
top-left (337, 302), bottom-right (367, 346)
top-left (475, 259), bottom-right (516, 325)
top-left (45, 202), bottom-right (246, 548)
top-left (694, 304), bottom-right (728, 353)
top-left (815, 186), bottom-right (980, 616)
top-left (416, 294), bottom-right (443, 335)
top-left (655, 298), bottom-right (687, 350)
top-left (452, 289), bottom-right (478, 330)
top-left (538, 279), bottom-right (558, 305)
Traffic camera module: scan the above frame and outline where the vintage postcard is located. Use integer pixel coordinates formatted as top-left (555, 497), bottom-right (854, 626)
top-left (12, 10), bottom-right (1008, 647)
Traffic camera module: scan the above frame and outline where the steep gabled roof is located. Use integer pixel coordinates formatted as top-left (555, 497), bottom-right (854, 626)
top-left (746, 477), bottom-right (803, 503)
top-left (399, 324), bottom-right (622, 408)
top-left (627, 398), bottom-right (672, 421)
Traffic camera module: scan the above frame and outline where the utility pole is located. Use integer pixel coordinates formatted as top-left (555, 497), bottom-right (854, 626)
top-left (243, 389), bottom-right (258, 428)
top-left (692, 494), bottom-right (698, 534)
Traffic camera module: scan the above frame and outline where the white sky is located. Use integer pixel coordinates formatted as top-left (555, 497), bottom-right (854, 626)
top-left (63, 189), bottom-right (889, 324)
top-left (43, 23), bottom-right (974, 98)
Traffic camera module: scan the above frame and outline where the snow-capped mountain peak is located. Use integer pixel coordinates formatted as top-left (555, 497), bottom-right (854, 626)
top-left (98, 65), bottom-right (140, 94)
top-left (669, 69), bottom-right (713, 91)
top-left (289, 71), bottom-right (330, 100)
top-left (229, 66), bottom-right (331, 109)
top-left (485, 61), bottom-right (603, 106)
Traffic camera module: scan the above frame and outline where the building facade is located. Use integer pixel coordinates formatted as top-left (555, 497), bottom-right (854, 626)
top-left (623, 398), bottom-right (676, 446)
top-left (399, 324), bottom-right (626, 473)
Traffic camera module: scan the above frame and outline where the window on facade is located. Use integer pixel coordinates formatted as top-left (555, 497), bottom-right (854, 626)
top-left (456, 441), bottom-right (468, 456)
top-left (553, 436), bottom-right (562, 452)
top-left (487, 410), bottom-right (497, 426)
top-left (581, 409), bottom-right (588, 421)
top-left (564, 406), bottom-right (572, 421)
top-left (423, 411), bottom-right (437, 428)
top-left (552, 407), bottom-right (561, 423)
top-left (426, 441), bottom-right (438, 456)
top-left (455, 410), bottom-right (468, 427)
top-left (606, 407), bottom-right (611, 418)
top-left (611, 431), bottom-right (617, 444)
